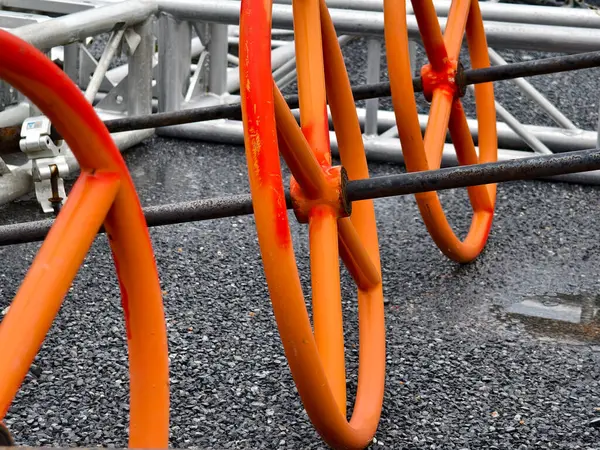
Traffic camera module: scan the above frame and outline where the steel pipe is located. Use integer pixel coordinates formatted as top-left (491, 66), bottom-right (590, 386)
top-left (0, 0), bottom-right (113, 15)
top-left (350, 109), bottom-right (596, 153)
top-left (8, 0), bottom-right (157, 50)
top-left (157, 0), bottom-right (600, 52)
top-left (2, 147), bottom-right (600, 247)
top-left (284, 0), bottom-right (600, 30)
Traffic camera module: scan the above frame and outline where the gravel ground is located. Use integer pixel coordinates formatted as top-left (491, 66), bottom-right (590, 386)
top-left (2, 2), bottom-right (600, 449)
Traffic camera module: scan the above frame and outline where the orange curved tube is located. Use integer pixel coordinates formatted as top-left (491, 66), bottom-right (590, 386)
top-left (291, 0), bottom-right (348, 414)
top-left (0, 171), bottom-right (121, 417)
top-left (273, 84), bottom-right (380, 290)
top-left (239, 0), bottom-right (385, 447)
top-left (410, 0), bottom-right (447, 71)
top-left (443, 0), bottom-right (472, 61)
top-left (0, 30), bottom-right (169, 447)
top-left (384, 0), bottom-right (498, 263)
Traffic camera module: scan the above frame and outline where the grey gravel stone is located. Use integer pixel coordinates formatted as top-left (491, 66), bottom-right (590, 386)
top-left (1, 2), bottom-right (600, 449)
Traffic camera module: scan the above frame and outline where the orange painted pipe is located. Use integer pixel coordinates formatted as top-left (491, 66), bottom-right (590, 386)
top-left (423, 88), bottom-right (454, 169)
top-left (273, 83), bottom-right (330, 199)
top-left (0, 30), bottom-right (169, 447)
top-left (384, 0), bottom-right (498, 263)
top-left (443, 0), bottom-right (472, 61)
top-left (308, 204), bottom-right (347, 415)
top-left (0, 171), bottom-right (120, 417)
top-left (410, 0), bottom-right (448, 70)
top-left (274, 78), bottom-right (380, 293)
top-left (239, 0), bottom-right (385, 447)
top-left (292, 0), bottom-right (331, 168)
top-left (338, 217), bottom-right (381, 290)
top-left (292, 0), bottom-right (347, 415)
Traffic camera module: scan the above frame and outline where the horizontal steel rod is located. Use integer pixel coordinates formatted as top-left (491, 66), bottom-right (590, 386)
top-left (346, 147), bottom-right (600, 201)
top-left (465, 50), bottom-right (600, 86)
top-left (89, 49), bottom-right (600, 132)
top-left (1, 148), bottom-right (600, 247)
top-left (0, 48), bottom-right (595, 153)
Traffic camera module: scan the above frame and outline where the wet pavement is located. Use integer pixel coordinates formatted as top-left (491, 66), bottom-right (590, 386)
top-left (493, 293), bottom-right (600, 345)
top-left (1, 32), bottom-right (600, 450)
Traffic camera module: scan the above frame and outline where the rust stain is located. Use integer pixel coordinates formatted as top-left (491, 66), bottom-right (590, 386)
top-left (268, 182), bottom-right (292, 248)
top-left (247, 126), bottom-right (262, 184)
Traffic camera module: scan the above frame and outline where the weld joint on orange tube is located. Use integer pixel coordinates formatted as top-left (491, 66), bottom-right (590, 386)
top-left (420, 59), bottom-right (466, 102)
top-left (290, 165), bottom-right (351, 224)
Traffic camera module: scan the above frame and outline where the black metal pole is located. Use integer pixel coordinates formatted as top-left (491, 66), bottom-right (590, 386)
top-left (463, 50), bottom-right (600, 86)
top-left (346, 148), bottom-right (600, 201)
top-left (2, 148), bottom-right (600, 247)
top-left (93, 50), bottom-right (600, 132)
top-left (0, 193), bottom-right (264, 247)
top-left (9, 48), bottom-right (600, 149)
top-left (85, 81), bottom-right (398, 135)
top-left (97, 50), bottom-right (600, 135)
top-left (27, 80), bottom-right (398, 145)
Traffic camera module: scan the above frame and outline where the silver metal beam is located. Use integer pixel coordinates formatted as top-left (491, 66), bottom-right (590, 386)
top-left (487, 48), bottom-right (578, 131)
top-left (0, 0), bottom-right (112, 15)
top-left (157, 119), bottom-right (600, 186)
top-left (208, 23), bottom-right (229, 96)
top-left (0, 10), bottom-right (50, 27)
top-left (275, 0), bottom-right (600, 30)
top-left (9, 0), bottom-right (157, 50)
top-left (157, 0), bottom-right (600, 52)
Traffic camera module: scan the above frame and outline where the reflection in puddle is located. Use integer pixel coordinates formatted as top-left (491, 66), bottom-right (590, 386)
top-left (494, 293), bottom-right (600, 343)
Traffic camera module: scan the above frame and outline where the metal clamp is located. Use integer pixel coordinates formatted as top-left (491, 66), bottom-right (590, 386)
top-left (19, 116), bottom-right (69, 214)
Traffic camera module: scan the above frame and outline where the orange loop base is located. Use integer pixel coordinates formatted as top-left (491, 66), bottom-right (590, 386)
top-left (240, 0), bottom-right (386, 447)
top-left (384, 0), bottom-right (498, 264)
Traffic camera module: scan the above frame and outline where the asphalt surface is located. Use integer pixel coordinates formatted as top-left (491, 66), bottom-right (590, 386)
top-left (2, 4), bottom-right (600, 450)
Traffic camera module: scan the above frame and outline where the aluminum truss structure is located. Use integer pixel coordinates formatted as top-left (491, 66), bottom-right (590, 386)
top-left (2, 0), bottom-right (600, 212)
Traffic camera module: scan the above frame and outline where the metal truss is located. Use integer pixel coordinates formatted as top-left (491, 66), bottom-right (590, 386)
top-left (1, 0), bottom-right (600, 213)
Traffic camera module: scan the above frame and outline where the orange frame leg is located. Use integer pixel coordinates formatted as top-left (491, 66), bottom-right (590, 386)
top-left (384, 0), bottom-right (498, 263)
top-left (240, 0), bottom-right (386, 448)
top-left (0, 30), bottom-right (169, 447)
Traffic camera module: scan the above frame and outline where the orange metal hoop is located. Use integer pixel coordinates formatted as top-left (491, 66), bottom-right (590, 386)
top-left (239, 0), bottom-right (385, 448)
top-left (384, 0), bottom-right (498, 263)
top-left (0, 31), bottom-right (169, 447)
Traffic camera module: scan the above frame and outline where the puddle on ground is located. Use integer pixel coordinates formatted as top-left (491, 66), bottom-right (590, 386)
top-left (492, 293), bottom-right (600, 344)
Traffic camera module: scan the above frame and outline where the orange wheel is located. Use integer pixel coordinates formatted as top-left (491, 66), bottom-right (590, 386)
top-left (0, 31), bottom-right (169, 447)
top-left (240, 0), bottom-right (385, 448)
top-left (384, 0), bottom-right (497, 263)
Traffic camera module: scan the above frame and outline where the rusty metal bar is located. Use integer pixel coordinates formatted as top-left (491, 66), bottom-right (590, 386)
top-left (1, 47), bottom-right (600, 154)
top-left (1, 147), bottom-right (600, 247)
